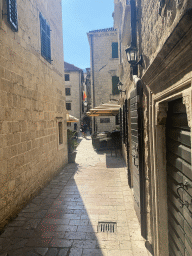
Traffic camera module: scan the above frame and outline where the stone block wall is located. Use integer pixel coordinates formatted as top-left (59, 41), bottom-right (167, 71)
top-left (0, 0), bottom-right (67, 229)
top-left (139, 0), bottom-right (192, 72)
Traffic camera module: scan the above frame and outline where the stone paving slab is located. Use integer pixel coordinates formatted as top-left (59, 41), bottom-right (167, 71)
top-left (0, 135), bottom-right (151, 256)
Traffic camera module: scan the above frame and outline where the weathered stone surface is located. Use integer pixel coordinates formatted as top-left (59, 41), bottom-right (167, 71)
top-left (0, 0), bottom-right (68, 230)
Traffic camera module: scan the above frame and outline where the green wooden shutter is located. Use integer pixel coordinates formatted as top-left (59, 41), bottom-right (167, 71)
top-left (7, 0), bottom-right (18, 32)
top-left (112, 76), bottom-right (119, 95)
top-left (46, 23), bottom-right (51, 62)
top-left (112, 42), bottom-right (118, 58)
top-left (40, 13), bottom-right (51, 63)
top-left (40, 13), bottom-right (46, 59)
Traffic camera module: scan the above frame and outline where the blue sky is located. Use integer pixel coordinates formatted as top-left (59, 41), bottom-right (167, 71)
top-left (62, 0), bottom-right (114, 70)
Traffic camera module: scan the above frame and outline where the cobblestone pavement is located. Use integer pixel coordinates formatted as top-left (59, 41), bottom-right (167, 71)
top-left (0, 135), bottom-right (151, 256)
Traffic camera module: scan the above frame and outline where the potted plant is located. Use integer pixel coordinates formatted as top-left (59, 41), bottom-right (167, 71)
top-left (67, 129), bottom-right (79, 163)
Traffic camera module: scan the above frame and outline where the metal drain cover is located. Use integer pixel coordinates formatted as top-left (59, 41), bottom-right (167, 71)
top-left (98, 222), bottom-right (117, 233)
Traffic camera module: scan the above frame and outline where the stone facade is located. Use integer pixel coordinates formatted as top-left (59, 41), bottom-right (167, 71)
top-left (64, 62), bottom-right (83, 132)
top-left (0, 0), bottom-right (67, 229)
top-left (87, 28), bottom-right (120, 132)
top-left (113, 0), bottom-right (192, 255)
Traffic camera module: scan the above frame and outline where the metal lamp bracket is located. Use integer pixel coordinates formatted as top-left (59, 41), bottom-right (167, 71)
top-left (136, 55), bottom-right (143, 67)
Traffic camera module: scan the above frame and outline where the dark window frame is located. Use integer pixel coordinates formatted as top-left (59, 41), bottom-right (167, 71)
top-left (39, 13), bottom-right (51, 63)
top-left (100, 118), bottom-right (110, 123)
top-left (58, 122), bottom-right (63, 145)
top-left (65, 88), bottom-right (71, 96)
top-left (7, 0), bottom-right (18, 32)
top-left (65, 74), bottom-right (70, 81)
top-left (112, 76), bottom-right (120, 95)
top-left (66, 103), bottom-right (71, 110)
top-left (112, 42), bottom-right (118, 58)
top-left (116, 112), bottom-right (120, 125)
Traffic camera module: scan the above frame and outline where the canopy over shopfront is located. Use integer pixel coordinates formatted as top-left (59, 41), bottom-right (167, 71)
top-left (86, 101), bottom-right (121, 116)
top-left (66, 113), bottom-right (79, 122)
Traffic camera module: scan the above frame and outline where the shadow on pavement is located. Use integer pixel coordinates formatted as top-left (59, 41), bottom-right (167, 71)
top-left (105, 154), bottom-right (126, 169)
top-left (0, 163), bottom-right (104, 256)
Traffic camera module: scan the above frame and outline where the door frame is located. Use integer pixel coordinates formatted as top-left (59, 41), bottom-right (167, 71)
top-left (150, 80), bottom-right (192, 256)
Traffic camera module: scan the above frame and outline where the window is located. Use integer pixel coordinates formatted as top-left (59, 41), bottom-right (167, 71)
top-left (7, 0), bottom-right (18, 32)
top-left (116, 112), bottom-right (120, 125)
top-left (67, 122), bottom-right (71, 127)
top-left (112, 42), bottom-right (118, 58)
top-left (112, 76), bottom-right (120, 95)
top-left (100, 118), bottom-right (110, 123)
top-left (66, 103), bottom-right (71, 110)
top-left (65, 74), bottom-right (70, 81)
top-left (58, 122), bottom-right (63, 144)
top-left (39, 13), bottom-right (51, 63)
top-left (65, 88), bottom-right (71, 96)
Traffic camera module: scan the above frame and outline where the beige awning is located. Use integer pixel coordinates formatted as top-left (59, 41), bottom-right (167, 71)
top-left (86, 101), bottom-right (120, 116)
top-left (66, 113), bottom-right (79, 122)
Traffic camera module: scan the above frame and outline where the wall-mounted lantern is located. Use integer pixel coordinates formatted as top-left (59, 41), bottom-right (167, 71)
top-left (118, 81), bottom-right (126, 97)
top-left (125, 45), bottom-right (143, 75)
top-left (125, 45), bottom-right (137, 66)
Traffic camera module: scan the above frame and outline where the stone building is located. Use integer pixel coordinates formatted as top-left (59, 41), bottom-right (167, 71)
top-left (0, 0), bottom-right (67, 229)
top-left (64, 62), bottom-right (83, 131)
top-left (113, 0), bottom-right (192, 255)
top-left (87, 28), bottom-right (120, 132)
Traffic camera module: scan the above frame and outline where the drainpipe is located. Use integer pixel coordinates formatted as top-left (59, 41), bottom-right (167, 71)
top-left (131, 0), bottom-right (137, 46)
top-left (130, 0), bottom-right (138, 76)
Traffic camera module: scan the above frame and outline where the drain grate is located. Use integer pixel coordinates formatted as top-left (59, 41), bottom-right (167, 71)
top-left (98, 222), bottom-right (117, 233)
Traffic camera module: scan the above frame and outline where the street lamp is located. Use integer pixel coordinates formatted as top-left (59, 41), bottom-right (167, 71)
top-left (117, 81), bottom-right (126, 97)
top-left (125, 45), bottom-right (137, 66)
top-left (125, 45), bottom-right (143, 75)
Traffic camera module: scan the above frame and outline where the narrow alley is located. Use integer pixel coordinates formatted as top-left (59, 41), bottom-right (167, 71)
top-left (0, 135), bottom-right (150, 256)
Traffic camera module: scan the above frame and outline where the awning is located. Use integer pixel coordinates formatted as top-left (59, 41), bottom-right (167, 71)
top-left (66, 113), bottom-right (79, 122)
top-left (86, 101), bottom-right (121, 116)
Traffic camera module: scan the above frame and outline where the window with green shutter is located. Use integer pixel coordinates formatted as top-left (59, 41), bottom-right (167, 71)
top-left (112, 42), bottom-right (118, 58)
top-left (40, 13), bottom-right (51, 63)
top-left (7, 0), bottom-right (18, 32)
top-left (112, 76), bottom-right (120, 95)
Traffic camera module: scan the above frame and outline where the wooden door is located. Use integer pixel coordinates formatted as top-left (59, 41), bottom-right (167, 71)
top-left (166, 98), bottom-right (192, 256)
